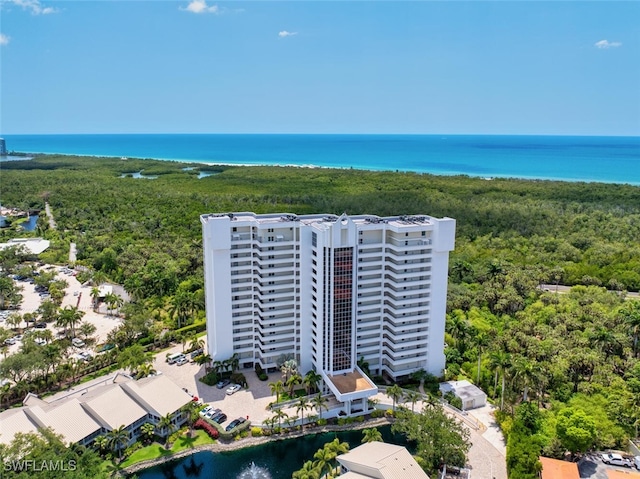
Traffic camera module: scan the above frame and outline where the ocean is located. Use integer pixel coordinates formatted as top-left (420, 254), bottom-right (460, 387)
top-left (2, 134), bottom-right (639, 185)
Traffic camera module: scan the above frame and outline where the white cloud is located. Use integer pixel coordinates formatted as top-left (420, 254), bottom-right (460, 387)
top-left (0, 33), bottom-right (9, 46)
top-left (278, 31), bottom-right (298, 38)
top-left (595, 39), bottom-right (622, 49)
top-left (182, 0), bottom-right (219, 14)
top-left (5, 0), bottom-right (57, 15)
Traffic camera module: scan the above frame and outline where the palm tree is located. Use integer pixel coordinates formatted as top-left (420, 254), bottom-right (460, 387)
top-left (280, 358), bottom-right (298, 382)
top-left (229, 353), bottom-right (240, 373)
top-left (312, 445), bottom-right (335, 478)
top-left (311, 392), bottom-right (329, 419)
top-left (78, 321), bottom-right (97, 341)
top-left (90, 287), bottom-right (101, 311)
top-left (361, 427), bottom-right (383, 443)
top-left (403, 390), bottom-right (422, 413)
top-left (158, 413), bottom-right (175, 447)
top-left (273, 408), bottom-right (288, 430)
top-left (324, 439), bottom-right (349, 476)
top-left (296, 397), bottom-right (310, 428)
top-left (135, 362), bottom-right (157, 379)
top-left (56, 305), bottom-right (85, 338)
top-left (181, 401), bottom-right (200, 437)
top-left (269, 380), bottom-right (285, 403)
top-left (140, 423), bottom-right (155, 444)
top-left (511, 355), bottom-right (540, 402)
top-left (107, 425), bottom-right (129, 461)
top-left (386, 384), bottom-right (403, 412)
top-left (189, 337), bottom-right (204, 353)
top-left (292, 461), bottom-right (321, 479)
top-left (286, 373), bottom-right (302, 398)
top-left (93, 434), bottom-right (110, 456)
top-left (475, 331), bottom-right (489, 384)
top-left (489, 350), bottom-right (511, 410)
top-left (620, 300), bottom-right (640, 358)
top-left (303, 370), bottom-right (322, 395)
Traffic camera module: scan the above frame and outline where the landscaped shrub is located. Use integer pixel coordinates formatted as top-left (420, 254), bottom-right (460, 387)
top-left (251, 427), bottom-right (263, 437)
top-left (370, 409), bottom-right (385, 418)
top-left (254, 363), bottom-right (268, 381)
top-left (199, 370), bottom-right (218, 386)
top-left (195, 418), bottom-right (219, 439)
top-left (230, 372), bottom-right (247, 387)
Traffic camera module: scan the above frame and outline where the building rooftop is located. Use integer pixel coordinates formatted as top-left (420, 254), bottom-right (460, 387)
top-left (0, 374), bottom-right (191, 446)
top-left (201, 212), bottom-right (438, 228)
top-left (121, 374), bottom-right (193, 417)
top-left (337, 442), bottom-right (430, 479)
top-left (0, 238), bottom-right (50, 255)
top-left (539, 457), bottom-right (580, 479)
top-left (439, 380), bottom-right (486, 401)
top-left (327, 370), bottom-right (377, 394)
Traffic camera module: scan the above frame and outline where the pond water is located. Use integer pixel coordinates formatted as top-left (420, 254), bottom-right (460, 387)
top-left (135, 425), bottom-right (409, 479)
top-left (119, 171), bottom-right (158, 179)
top-left (21, 215), bottom-right (38, 231)
top-left (198, 172), bottom-right (216, 179)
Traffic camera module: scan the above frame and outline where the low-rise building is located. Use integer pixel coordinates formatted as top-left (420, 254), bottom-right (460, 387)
top-left (539, 456), bottom-right (579, 479)
top-left (439, 380), bottom-right (487, 411)
top-left (336, 441), bottom-right (430, 479)
top-left (0, 373), bottom-right (192, 447)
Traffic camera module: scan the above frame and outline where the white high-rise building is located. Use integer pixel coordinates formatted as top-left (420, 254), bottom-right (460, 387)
top-left (201, 212), bottom-right (455, 411)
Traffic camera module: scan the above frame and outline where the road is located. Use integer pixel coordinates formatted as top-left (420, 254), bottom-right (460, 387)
top-left (540, 284), bottom-right (639, 299)
top-left (44, 201), bottom-right (56, 230)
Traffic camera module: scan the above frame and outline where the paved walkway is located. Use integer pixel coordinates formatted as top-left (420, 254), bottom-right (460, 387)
top-left (44, 202), bottom-right (56, 229)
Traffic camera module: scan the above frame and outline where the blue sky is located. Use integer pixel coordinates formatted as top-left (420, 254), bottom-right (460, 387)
top-left (1, 1), bottom-right (639, 135)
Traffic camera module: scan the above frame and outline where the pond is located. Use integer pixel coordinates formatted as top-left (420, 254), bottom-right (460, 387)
top-left (21, 215), bottom-right (38, 231)
top-left (135, 425), bottom-right (410, 479)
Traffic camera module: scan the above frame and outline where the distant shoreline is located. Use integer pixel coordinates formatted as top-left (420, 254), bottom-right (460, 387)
top-left (2, 133), bottom-right (640, 185)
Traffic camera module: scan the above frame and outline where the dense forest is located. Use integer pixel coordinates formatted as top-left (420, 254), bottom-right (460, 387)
top-left (1, 155), bottom-right (640, 477)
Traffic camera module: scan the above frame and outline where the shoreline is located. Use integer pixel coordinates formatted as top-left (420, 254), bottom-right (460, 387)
top-left (122, 417), bottom-right (394, 475)
top-left (4, 151), bottom-right (640, 187)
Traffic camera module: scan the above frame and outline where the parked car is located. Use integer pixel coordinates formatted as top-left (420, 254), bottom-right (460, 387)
top-left (190, 348), bottom-right (203, 360)
top-left (210, 413), bottom-right (227, 424)
top-left (199, 405), bottom-right (213, 417)
top-left (34, 322), bottom-right (47, 329)
top-left (225, 417), bottom-right (247, 431)
top-left (216, 379), bottom-right (231, 389)
top-left (176, 356), bottom-right (189, 366)
top-left (634, 456), bottom-right (640, 470)
top-left (204, 409), bottom-right (222, 420)
top-left (72, 338), bottom-right (85, 348)
top-left (226, 384), bottom-right (242, 395)
top-left (13, 335), bottom-right (23, 341)
top-left (34, 338), bottom-right (46, 346)
top-left (601, 453), bottom-right (633, 467)
top-left (4, 338), bottom-right (16, 345)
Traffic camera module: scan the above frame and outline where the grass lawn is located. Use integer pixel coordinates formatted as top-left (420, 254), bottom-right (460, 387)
top-left (120, 430), bottom-right (216, 468)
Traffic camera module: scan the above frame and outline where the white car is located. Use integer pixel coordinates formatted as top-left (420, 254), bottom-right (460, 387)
top-left (226, 384), bottom-right (242, 395)
top-left (199, 405), bottom-right (213, 417)
top-left (601, 453), bottom-right (632, 467)
top-left (176, 356), bottom-right (189, 366)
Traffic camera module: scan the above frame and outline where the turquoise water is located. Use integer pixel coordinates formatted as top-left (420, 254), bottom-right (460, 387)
top-left (136, 426), bottom-right (410, 479)
top-left (2, 134), bottom-right (639, 184)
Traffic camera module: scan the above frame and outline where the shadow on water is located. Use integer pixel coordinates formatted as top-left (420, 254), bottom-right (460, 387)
top-left (135, 425), bottom-right (410, 479)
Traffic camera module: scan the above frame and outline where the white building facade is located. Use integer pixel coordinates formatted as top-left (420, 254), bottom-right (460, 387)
top-left (201, 212), bottom-right (455, 387)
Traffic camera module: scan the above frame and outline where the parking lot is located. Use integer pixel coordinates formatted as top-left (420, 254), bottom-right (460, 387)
top-left (152, 343), bottom-right (277, 431)
top-left (578, 452), bottom-right (640, 479)
top-left (2, 265), bottom-right (123, 359)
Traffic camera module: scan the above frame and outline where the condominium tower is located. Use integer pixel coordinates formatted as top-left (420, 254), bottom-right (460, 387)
top-left (201, 212), bottom-right (455, 407)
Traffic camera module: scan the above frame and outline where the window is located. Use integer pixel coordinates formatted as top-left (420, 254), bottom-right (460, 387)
top-left (312, 232), bottom-right (317, 247)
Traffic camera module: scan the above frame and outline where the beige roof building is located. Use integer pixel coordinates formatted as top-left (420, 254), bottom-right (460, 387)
top-left (0, 408), bottom-right (41, 445)
top-left (337, 442), bottom-right (430, 479)
top-left (0, 373), bottom-right (192, 447)
top-left (120, 375), bottom-right (192, 418)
